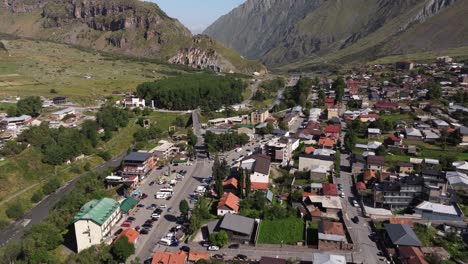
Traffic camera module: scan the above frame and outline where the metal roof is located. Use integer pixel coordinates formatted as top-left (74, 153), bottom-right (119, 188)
top-left (384, 224), bottom-right (422, 247)
top-left (74, 198), bottom-right (120, 225)
top-left (219, 214), bottom-right (255, 236)
top-left (124, 152), bottom-right (152, 162)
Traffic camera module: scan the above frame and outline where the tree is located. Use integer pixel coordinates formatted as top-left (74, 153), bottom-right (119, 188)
top-left (16, 96), bottom-right (42, 117)
top-left (111, 236), bottom-right (135, 262)
top-left (212, 156), bottom-right (224, 196)
top-left (238, 168), bottom-right (244, 198)
top-left (425, 82), bottom-right (442, 100)
top-left (187, 129), bottom-right (198, 146)
top-left (174, 116), bottom-right (186, 127)
top-left (6, 201), bottom-right (24, 220)
top-left (179, 199), bottom-right (189, 215)
top-left (344, 130), bottom-right (356, 152)
top-left (6, 106), bottom-right (17, 117)
top-left (209, 231), bottom-right (229, 247)
top-left (332, 78), bottom-right (345, 102)
top-left (245, 168), bottom-right (251, 197)
top-left (81, 120), bottom-right (99, 147)
top-left (42, 178), bottom-right (61, 195)
top-left (375, 145), bottom-right (386, 156)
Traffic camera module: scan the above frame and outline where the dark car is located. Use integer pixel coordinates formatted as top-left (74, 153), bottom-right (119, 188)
top-left (154, 208), bottom-right (163, 214)
top-left (126, 217), bottom-right (136, 222)
top-left (141, 193), bottom-right (148, 199)
top-left (166, 195), bottom-right (172, 201)
top-left (352, 216), bottom-right (359, 223)
top-left (135, 226), bottom-right (141, 232)
top-left (228, 244), bottom-right (240, 249)
top-left (180, 246), bottom-right (190, 252)
top-left (236, 254), bottom-right (248, 260)
top-left (149, 181), bottom-right (155, 186)
top-left (137, 204), bottom-right (145, 208)
top-left (213, 254), bottom-right (224, 260)
top-left (140, 228), bottom-right (150, 235)
top-left (114, 228), bottom-right (123, 236)
top-left (142, 223), bottom-right (153, 228)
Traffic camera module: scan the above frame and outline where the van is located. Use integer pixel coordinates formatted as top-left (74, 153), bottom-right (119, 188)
top-left (159, 238), bottom-right (172, 246)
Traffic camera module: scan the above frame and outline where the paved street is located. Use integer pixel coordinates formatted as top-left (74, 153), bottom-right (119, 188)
top-left (125, 159), bottom-right (213, 262)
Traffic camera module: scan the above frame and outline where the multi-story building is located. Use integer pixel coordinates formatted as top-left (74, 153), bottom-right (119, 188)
top-left (121, 152), bottom-right (155, 180)
top-left (74, 198), bottom-right (121, 252)
top-left (373, 175), bottom-right (424, 210)
top-left (150, 140), bottom-right (176, 160)
top-left (250, 109), bottom-right (270, 124)
top-left (265, 137), bottom-right (298, 165)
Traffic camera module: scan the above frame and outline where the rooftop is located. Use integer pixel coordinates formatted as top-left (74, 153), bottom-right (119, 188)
top-left (217, 192), bottom-right (239, 212)
top-left (74, 198), bottom-right (120, 226)
top-left (415, 201), bottom-right (459, 216)
top-left (219, 214), bottom-right (255, 236)
top-left (123, 152), bottom-right (152, 162)
top-left (384, 224), bottom-right (422, 247)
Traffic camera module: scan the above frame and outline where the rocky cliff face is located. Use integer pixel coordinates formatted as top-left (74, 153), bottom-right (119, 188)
top-left (205, 0), bottom-right (466, 67)
top-left (0, 0), bottom-right (264, 73)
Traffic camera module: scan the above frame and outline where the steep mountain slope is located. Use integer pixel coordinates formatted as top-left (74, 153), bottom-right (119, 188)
top-left (204, 0), bottom-right (467, 68)
top-left (0, 0), bottom-right (265, 73)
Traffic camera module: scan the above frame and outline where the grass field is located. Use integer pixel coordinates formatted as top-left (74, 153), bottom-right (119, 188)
top-left (0, 39), bottom-right (185, 104)
top-left (257, 217), bottom-right (304, 244)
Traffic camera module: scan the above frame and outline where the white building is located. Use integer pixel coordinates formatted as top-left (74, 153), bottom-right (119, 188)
top-left (74, 198), bottom-right (121, 252)
top-left (51, 107), bottom-right (76, 121)
top-left (150, 140), bottom-right (175, 160)
top-left (121, 97), bottom-right (145, 108)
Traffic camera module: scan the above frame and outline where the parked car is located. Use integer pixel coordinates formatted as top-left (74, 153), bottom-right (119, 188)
top-left (213, 254), bottom-right (224, 260)
top-left (149, 181), bottom-right (155, 186)
top-left (142, 223), bottom-right (153, 228)
top-left (352, 199), bottom-right (359, 207)
top-left (166, 195), bottom-right (172, 201)
top-left (180, 246), bottom-right (190, 252)
top-left (151, 213), bottom-right (161, 219)
top-left (121, 221), bottom-right (131, 227)
top-left (137, 204), bottom-right (145, 208)
top-left (236, 254), bottom-right (248, 261)
top-left (160, 204), bottom-right (167, 208)
top-left (114, 228), bottom-right (123, 236)
top-left (228, 244), bottom-right (240, 249)
top-left (201, 241), bottom-right (211, 247)
top-left (208, 246), bottom-right (220, 251)
top-left (135, 226), bottom-right (141, 232)
top-left (352, 216), bottom-right (359, 223)
top-left (167, 207), bottom-right (172, 212)
top-left (340, 192), bottom-right (345, 198)
top-left (140, 228), bottom-right (150, 235)
top-left (126, 217), bottom-right (136, 222)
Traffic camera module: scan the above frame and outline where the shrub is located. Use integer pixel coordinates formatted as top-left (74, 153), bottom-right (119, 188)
top-left (6, 201), bottom-right (24, 220)
top-left (42, 178), bottom-right (61, 195)
top-left (31, 190), bottom-right (44, 203)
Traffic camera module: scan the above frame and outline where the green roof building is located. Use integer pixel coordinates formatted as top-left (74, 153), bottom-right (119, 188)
top-left (120, 197), bottom-right (138, 214)
top-left (74, 198), bottom-right (122, 252)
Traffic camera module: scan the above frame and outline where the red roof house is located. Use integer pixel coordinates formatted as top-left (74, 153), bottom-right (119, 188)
top-left (322, 183), bottom-right (338, 196)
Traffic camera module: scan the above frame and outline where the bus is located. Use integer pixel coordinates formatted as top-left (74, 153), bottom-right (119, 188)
top-left (159, 188), bottom-right (174, 194)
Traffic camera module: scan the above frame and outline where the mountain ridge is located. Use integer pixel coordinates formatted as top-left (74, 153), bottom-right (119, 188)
top-left (204, 0), bottom-right (468, 69)
top-left (0, 0), bottom-right (265, 73)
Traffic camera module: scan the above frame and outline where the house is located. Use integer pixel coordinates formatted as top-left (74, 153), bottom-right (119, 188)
top-left (51, 107), bottom-right (76, 121)
top-left (151, 251), bottom-right (188, 264)
top-left (318, 221), bottom-right (349, 250)
top-left (324, 125), bottom-right (340, 138)
top-left (259, 256), bottom-right (286, 264)
top-left (414, 201), bottom-right (464, 222)
top-left (397, 246), bottom-right (428, 264)
top-left (318, 137), bottom-right (336, 149)
top-left (115, 228), bottom-right (139, 245)
top-left (151, 140), bottom-right (176, 160)
top-left (310, 165), bottom-right (329, 182)
top-left (431, 119), bottom-right (450, 130)
top-left (309, 108), bottom-right (322, 121)
top-left (351, 154), bottom-right (366, 176)
top-left (304, 196), bottom-right (342, 218)
top-left (206, 214), bottom-right (256, 244)
top-left (359, 113), bottom-right (380, 123)
top-left (327, 107), bottom-right (339, 120)
top-left (386, 136), bottom-right (403, 146)
top-left (458, 126), bottom-right (468, 145)
top-left (266, 138), bottom-right (294, 164)
top-left (312, 253), bottom-right (346, 264)
top-left (446, 171), bottom-right (468, 191)
top-left (396, 61), bottom-right (415, 71)
top-left (322, 183), bottom-right (338, 196)
top-left (398, 162), bottom-right (414, 174)
top-left (384, 224), bottom-right (422, 247)
top-left (121, 97), bottom-right (145, 108)
top-left (374, 100), bottom-right (399, 111)
top-left (373, 176), bottom-right (424, 209)
top-left (121, 152), bottom-right (155, 179)
top-left (187, 251), bottom-right (210, 263)
top-left (355, 141), bottom-right (382, 150)
top-left (422, 130), bottom-right (440, 142)
top-left (310, 183), bottom-right (323, 193)
top-left (367, 128), bottom-right (381, 139)
top-left (248, 154), bottom-right (271, 190)
top-left (74, 198), bottom-right (121, 252)
top-left (52, 96), bottom-right (67, 104)
top-left (367, 155), bottom-right (385, 171)
top-left (217, 193), bottom-right (240, 216)
top-left (251, 109), bottom-right (270, 124)
top-left (324, 98), bottom-right (335, 108)
top-left (453, 161), bottom-right (468, 174)
top-left (223, 177), bottom-right (238, 193)
top-left (405, 127), bottom-right (423, 141)
top-left (299, 154), bottom-right (334, 172)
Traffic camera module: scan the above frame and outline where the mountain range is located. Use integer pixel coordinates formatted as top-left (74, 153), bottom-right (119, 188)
top-left (204, 0), bottom-right (468, 69)
top-left (0, 0), bottom-right (265, 73)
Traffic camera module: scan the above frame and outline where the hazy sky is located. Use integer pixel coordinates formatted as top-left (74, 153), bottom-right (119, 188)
top-left (149, 0), bottom-right (245, 34)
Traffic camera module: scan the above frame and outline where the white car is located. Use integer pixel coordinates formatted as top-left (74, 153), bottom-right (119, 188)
top-left (352, 200), bottom-right (359, 207)
top-left (208, 246), bottom-right (220, 251)
top-left (160, 204), bottom-right (167, 208)
top-left (340, 192), bottom-right (345, 198)
top-left (151, 213), bottom-right (161, 219)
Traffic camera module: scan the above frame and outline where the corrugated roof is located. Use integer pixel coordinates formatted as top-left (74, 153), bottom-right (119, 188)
top-left (384, 224), bottom-right (422, 247)
top-left (120, 197), bottom-right (138, 214)
top-left (124, 152), bottom-right (152, 162)
top-left (74, 198), bottom-right (120, 225)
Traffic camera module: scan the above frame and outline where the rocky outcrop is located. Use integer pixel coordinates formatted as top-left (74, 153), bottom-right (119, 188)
top-left (205, 0), bottom-right (466, 67)
top-left (0, 0), bottom-right (264, 73)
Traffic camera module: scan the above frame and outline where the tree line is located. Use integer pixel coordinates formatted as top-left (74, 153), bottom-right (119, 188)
top-left (136, 73), bottom-right (247, 111)
top-left (204, 131), bottom-right (249, 153)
